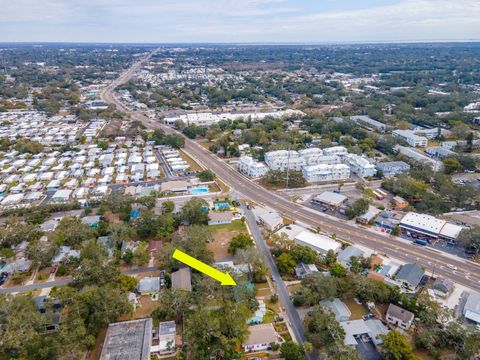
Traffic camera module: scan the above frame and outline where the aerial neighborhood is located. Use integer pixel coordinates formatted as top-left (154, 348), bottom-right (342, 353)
top-left (0, 41), bottom-right (480, 360)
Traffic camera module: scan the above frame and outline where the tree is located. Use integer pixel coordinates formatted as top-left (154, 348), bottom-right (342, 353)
top-left (53, 217), bottom-right (97, 248)
top-left (181, 197), bottom-right (209, 225)
top-left (236, 247), bottom-right (268, 283)
top-left (330, 263), bottom-right (347, 278)
top-left (26, 241), bottom-right (57, 268)
top-left (0, 218), bottom-right (42, 248)
top-left (161, 200), bottom-right (175, 214)
top-left (198, 169), bottom-right (216, 181)
top-left (442, 157), bottom-right (462, 174)
top-left (276, 253), bottom-right (296, 275)
top-left (123, 247), bottom-right (134, 264)
top-left (381, 331), bottom-right (419, 360)
top-left (280, 341), bottom-right (304, 360)
top-left (228, 233), bottom-right (254, 254)
top-left (107, 222), bottom-right (136, 248)
top-left (346, 198), bottom-right (369, 219)
top-left (457, 225), bottom-right (480, 256)
top-left (304, 305), bottom-right (345, 349)
top-left (133, 242), bottom-right (150, 266)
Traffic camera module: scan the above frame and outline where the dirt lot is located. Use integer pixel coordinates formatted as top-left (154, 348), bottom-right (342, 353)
top-left (344, 298), bottom-right (368, 320)
top-left (207, 220), bottom-right (248, 261)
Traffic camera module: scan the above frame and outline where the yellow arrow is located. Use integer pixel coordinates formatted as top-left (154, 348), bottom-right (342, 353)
top-left (172, 249), bottom-right (237, 286)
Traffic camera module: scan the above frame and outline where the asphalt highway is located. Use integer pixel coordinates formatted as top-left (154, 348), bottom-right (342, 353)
top-left (102, 51), bottom-right (480, 293)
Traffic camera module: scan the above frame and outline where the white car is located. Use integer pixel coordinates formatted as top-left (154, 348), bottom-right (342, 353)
top-left (447, 264), bottom-right (457, 270)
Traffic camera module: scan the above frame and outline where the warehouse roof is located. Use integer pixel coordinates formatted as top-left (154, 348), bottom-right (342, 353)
top-left (312, 191), bottom-right (347, 207)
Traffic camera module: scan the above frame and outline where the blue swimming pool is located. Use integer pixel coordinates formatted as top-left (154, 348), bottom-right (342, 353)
top-left (190, 187), bottom-right (209, 195)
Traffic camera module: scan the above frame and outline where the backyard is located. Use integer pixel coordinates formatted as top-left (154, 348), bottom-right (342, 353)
top-left (207, 220), bottom-right (248, 261)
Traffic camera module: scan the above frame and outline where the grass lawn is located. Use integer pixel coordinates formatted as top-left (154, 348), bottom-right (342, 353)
top-left (207, 220), bottom-right (248, 260)
top-left (344, 298), bottom-right (368, 320)
top-left (179, 150), bottom-right (203, 172)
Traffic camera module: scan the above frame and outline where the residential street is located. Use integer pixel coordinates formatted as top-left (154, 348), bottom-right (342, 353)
top-left (242, 204), bottom-right (314, 359)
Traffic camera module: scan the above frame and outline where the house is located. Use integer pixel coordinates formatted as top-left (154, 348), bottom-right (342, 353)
top-left (357, 206), bottom-right (381, 225)
top-left (340, 319), bottom-right (389, 347)
top-left (243, 323), bottom-right (279, 352)
top-left (257, 210), bottom-right (283, 231)
top-left (51, 246), bottom-right (80, 265)
top-left (171, 268), bottom-right (192, 292)
top-left (237, 156), bottom-right (269, 178)
top-left (100, 318), bottom-right (152, 360)
top-left (386, 303), bottom-right (414, 330)
top-left (319, 298), bottom-right (351, 322)
top-left (3, 258), bottom-right (32, 273)
top-left (395, 263), bottom-right (425, 290)
top-left (160, 180), bottom-right (189, 194)
top-left (157, 321), bottom-right (176, 354)
top-left (40, 219), bottom-right (59, 232)
top-left (376, 161), bottom-right (411, 177)
top-left (33, 296), bottom-right (62, 332)
top-left (337, 246), bottom-right (365, 269)
top-left (295, 263), bottom-right (319, 279)
top-left (394, 145), bottom-right (443, 171)
top-left (137, 277), bottom-right (160, 294)
top-left (208, 210), bottom-right (233, 226)
top-left (433, 277), bottom-right (454, 297)
top-left (311, 191), bottom-right (347, 209)
top-left (463, 291), bottom-right (480, 325)
top-left (81, 215), bottom-right (101, 227)
top-left (51, 189), bottom-right (72, 203)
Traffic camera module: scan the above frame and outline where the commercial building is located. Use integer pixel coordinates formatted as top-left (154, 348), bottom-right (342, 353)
top-left (463, 291), bottom-right (480, 325)
top-left (100, 318), bottom-right (153, 360)
top-left (392, 130), bottom-right (428, 147)
top-left (399, 212), bottom-right (464, 243)
top-left (302, 164), bottom-right (350, 183)
top-left (257, 210), bottom-right (283, 232)
top-left (294, 230), bottom-right (342, 255)
top-left (311, 191), bottom-right (348, 209)
top-left (376, 161), bottom-right (411, 177)
top-left (237, 156), bottom-right (269, 178)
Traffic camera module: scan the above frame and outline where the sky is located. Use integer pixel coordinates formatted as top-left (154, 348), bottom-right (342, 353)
top-left (1, 0), bottom-right (479, 43)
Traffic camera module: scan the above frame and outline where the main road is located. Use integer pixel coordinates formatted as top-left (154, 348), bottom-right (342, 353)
top-left (102, 51), bottom-right (480, 293)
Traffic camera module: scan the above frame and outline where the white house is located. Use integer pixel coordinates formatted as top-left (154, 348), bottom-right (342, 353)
top-left (237, 156), bottom-right (269, 178)
top-left (243, 324), bottom-right (279, 352)
top-left (344, 154), bottom-right (377, 178)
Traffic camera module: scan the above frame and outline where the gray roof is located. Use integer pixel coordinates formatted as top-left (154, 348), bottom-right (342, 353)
top-left (172, 268), bottom-right (192, 292)
top-left (100, 318), bottom-right (152, 360)
top-left (395, 263), bottom-right (424, 288)
top-left (337, 246), bottom-right (365, 264)
top-left (137, 277), bottom-right (160, 293)
top-left (433, 277), bottom-right (454, 294)
top-left (319, 298), bottom-right (351, 321)
top-left (159, 320), bottom-right (176, 336)
top-left (387, 303), bottom-right (414, 323)
top-left (312, 191), bottom-right (347, 207)
top-left (464, 291), bottom-right (480, 316)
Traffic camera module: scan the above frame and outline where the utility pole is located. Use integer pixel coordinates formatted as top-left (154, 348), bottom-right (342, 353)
top-left (285, 143), bottom-right (291, 189)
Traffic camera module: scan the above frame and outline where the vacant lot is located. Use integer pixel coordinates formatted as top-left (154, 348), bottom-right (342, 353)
top-left (207, 220), bottom-right (248, 261)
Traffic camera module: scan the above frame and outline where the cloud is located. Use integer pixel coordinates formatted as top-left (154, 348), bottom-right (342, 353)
top-left (0, 0), bottom-right (478, 42)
